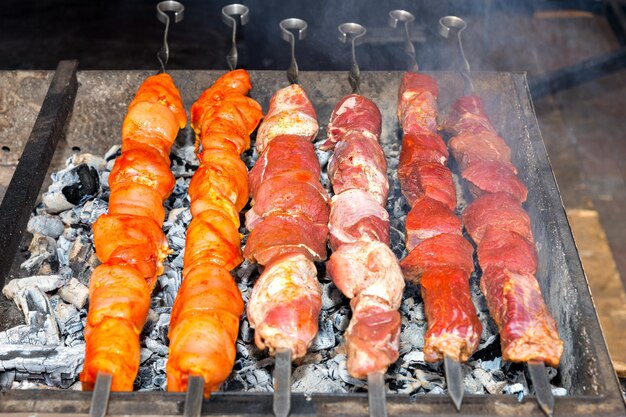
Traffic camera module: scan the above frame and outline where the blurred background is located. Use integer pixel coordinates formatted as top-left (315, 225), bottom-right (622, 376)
top-left (1, 0), bottom-right (625, 381)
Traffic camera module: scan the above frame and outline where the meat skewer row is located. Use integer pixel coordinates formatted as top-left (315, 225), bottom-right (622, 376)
top-left (445, 94), bottom-right (563, 367)
top-left (397, 72), bottom-right (482, 365)
top-left (81, 73), bottom-right (187, 391)
top-left (245, 83), bottom-right (329, 361)
top-left (167, 69), bottom-right (263, 396)
top-left (321, 94), bottom-right (405, 379)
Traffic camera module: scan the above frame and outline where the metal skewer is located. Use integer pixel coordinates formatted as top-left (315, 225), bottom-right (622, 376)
top-left (388, 10), bottom-right (419, 73)
top-left (439, 15), bottom-right (555, 417)
top-left (338, 22), bottom-right (367, 95)
top-left (279, 18), bottom-right (308, 85)
top-left (337, 21), bottom-right (388, 417)
top-left (438, 16), bottom-right (475, 95)
top-left (222, 4), bottom-right (250, 71)
top-left (184, 375), bottom-right (205, 417)
top-left (88, 372), bottom-right (112, 417)
top-left (527, 361), bottom-right (555, 417)
top-left (273, 348), bottom-right (292, 417)
top-left (156, 1), bottom-right (185, 73)
top-left (444, 354), bottom-right (464, 412)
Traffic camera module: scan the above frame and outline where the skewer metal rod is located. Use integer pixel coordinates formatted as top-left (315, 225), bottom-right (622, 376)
top-left (184, 375), bottom-right (205, 417)
top-left (438, 16), bottom-right (474, 94)
top-left (88, 372), bottom-right (112, 417)
top-left (279, 18), bottom-right (308, 85)
top-left (338, 22), bottom-right (367, 95)
top-left (222, 4), bottom-right (250, 71)
top-left (527, 361), bottom-right (555, 417)
top-left (273, 348), bottom-right (292, 417)
top-left (444, 355), bottom-right (464, 412)
top-left (156, 0), bottom-right (185, 73)
top-left (367, 371), bottom-right (388, 417)
top-left (388, 10), bottom-right (418, 72)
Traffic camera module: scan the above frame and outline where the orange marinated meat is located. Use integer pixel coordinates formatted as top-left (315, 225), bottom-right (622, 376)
top-left (81, 73), bottom-right (186, 392)
top-left (168, 70), bottom-right (262, 396)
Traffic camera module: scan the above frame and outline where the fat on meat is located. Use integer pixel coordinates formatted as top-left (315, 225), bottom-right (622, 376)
top-left (327, 241), bottom-right (405, 378)
top-left (247, 252), bottom-right (322, 358)
top-left (321, 94), bottom-right (381, 150)
top-left (255, 84), bottom-right (318, 153)
top-left (328, 189), bottom-right (389, 251)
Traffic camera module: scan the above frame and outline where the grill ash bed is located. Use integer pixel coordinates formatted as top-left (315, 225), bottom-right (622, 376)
top-left (0, 63), bottom-right (624, 417)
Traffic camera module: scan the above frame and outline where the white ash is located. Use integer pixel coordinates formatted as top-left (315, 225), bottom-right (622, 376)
top-left (0, 140), bottom-right (566, 399)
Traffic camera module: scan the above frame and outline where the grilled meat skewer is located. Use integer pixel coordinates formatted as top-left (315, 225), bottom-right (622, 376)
top-left (167, 69), bottom-right (263, 396)
top-left (446, 95), bottom-right (563, 367)
top-left (81, 73), bottom-right (186, 391)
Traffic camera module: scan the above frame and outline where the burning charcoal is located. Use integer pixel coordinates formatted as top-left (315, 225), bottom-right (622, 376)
top-left (401, 322), bottom-right (425, 350)
top-left (21, 234), bottom-right (58, 275)
top-left (104, 144), bottom-right (121, 161)
top-left (321, 283), bottom-right (343, 311)
top-left (0, 324), bottom-right (54, 345)
top-left (148, 313), bottom-right (170, 344)
top-left (3, 274), bottom-right (65, 300)
top-left (239, 318), bottom-right (254, 343)
top-left (245, 368), bottom-right (272, 391)
top-left (43, 164), bottom-right (100, 213)
top-left (71, 153), bottom-right (107, 172)
top-left (58, 278), bottom-right (89, 309)
top-left (330, 306), bottom-right (350, 331)
top-left (310, 313), bottom-right (335, 351)
top-left (53, 301), bottom-right (81, 335)
top-left (68, 234), bottom-right (94, 277)
top-left (292, 363), bottom-right (345, 394)
top-left (0, 345), bottom-right (84, 388)
top-left (27, 215), bottom-right (65, 239)
top-left (140, 348), bottom-right (154, 364)
top-left (463, 373), bottom-right (485, 394)
top-left (401, 351), bottom-right (425, 368)
top-left (503, 382), bottom-right (527, 398)
top-left (0, 370), bottom-right (16, 389)
top-left (79, 199), bottom-right (108, 224)
top-left (552, 386), bottom-right (567, 396)
top-left (413, 369), bottom-right (445, 392)
top-left (472, 368), bottom-right (506, 394)
top-left (144, 338), bottom-right (168, 356)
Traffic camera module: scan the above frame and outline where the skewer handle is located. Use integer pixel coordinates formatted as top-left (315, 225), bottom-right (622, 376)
top-left (156, 1), bottom-right (185, 73)
top-left (279, 19), bottom-right (308, 85)
top-left (438, 16), bottom-right (475, 94)
top-left (88, 373), bottom-right (112, 417)
top-left (222, 4), bottom-right (250, 71)
top-left (338, 22), bottom-right (367, 95)
top-left (388, 10), bottom-right (418, 72)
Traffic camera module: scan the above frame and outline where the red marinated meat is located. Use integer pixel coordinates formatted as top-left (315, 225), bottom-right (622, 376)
top-left (329, 189), bottom-right (389, 251)
top-left (246, 171), bottom-right (330, 230)
top-left (399, 133), bottom-right (449, 170)
top-left (326, 241), bottom-right (405, 378)
top-left (462, 192), bottom-right (533, 245)
top-left (328, 133), bottom-right (389, 205)
top-left (480, 267), bottom-right (563, 367)
top-left (463, 160), bottom-right (528, 202)
top-left (449, 131), bottom-right (515, 173)
top-left (478, 227), bottom-right (537, 275)
top-left (445, 95), bottom-right (496, 135)
top-left (244, 215), bottom-right (329, 265)
top-left (405, 197), bottom-right (462, 251)
top-left (397, 73), bottom-right (439, 136)
top-left (255, 84), bottom-right (319, 153)
top-left (398, 162), bottom-right (457, 210)
top-left (400, 233), bottom-right (474, 283)
top-left (421, 267), bottom-right (482, 362)
top-left (322, 94), bottom-right (382, 150)
top-left (247, 252), bottom-right (322, 358)
top-left (248, 135), bottom-right (320, 199)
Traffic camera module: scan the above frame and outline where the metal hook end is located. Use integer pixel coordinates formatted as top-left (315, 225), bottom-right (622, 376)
top-left (280, 18), bottom-right (308, 43)
top-left (438, 16), bottom-right (467, 39)
top-left (338, 22), bottom-right (366, 45)
top-left (222, 4), bottom-right (250, 27)
top-left (157, 1), bottom-right (185, 24)
top-left (388, 9), bottom-right (415, 28)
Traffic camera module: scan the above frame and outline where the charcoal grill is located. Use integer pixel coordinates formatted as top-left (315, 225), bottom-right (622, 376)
top-left (0, 61), bottom-right (624, 416)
